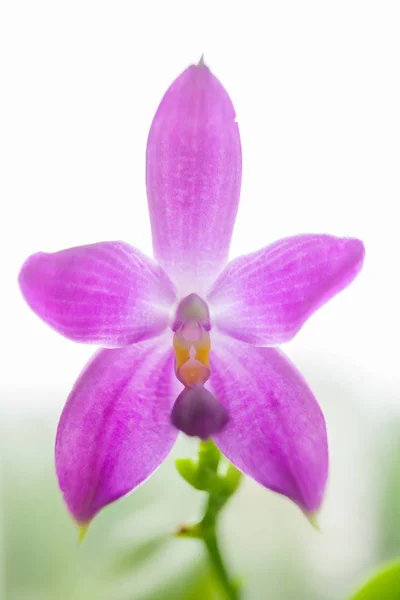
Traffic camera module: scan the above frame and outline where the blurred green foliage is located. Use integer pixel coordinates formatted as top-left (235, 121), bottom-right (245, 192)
top-left (0, 405), bottom-right (318, 600)
top-left (378, 428), bottom-right (400, 560)
top-left (0, 411), bottom-right (215, 600)
top-left (347, 426), bottom-right (400, 599)
top-left (350, 561), bottom-right (400, 600)
top-left (4, 396), bottom-right (400, 599)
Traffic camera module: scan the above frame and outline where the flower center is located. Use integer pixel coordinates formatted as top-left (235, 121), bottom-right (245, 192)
top-left (172, 292), bottom-right (211, 332)
top-left (170, 293), bottom-right (228, 439)
top-left (173, 323), bottom-right (211, 386)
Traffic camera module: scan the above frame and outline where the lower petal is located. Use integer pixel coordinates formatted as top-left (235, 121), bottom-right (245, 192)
top-left (55, 334), bottom-right (179, 523)
top-left (209, 334), bottom-right (328, 513)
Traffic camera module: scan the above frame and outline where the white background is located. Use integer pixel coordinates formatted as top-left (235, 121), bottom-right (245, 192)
top-left (0, 2), bottom-right (399, 598)
top-left (1, 1), bottom-right (399, 394)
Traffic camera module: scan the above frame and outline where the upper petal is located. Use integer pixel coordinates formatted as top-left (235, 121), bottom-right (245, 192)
top-left (209, 334), bottom-right (328, 513)
top-left (146, 61), bottom-right (242, 295)
top-left (19, 241), bottom-right (176, 346)
top-left (208, 235), bottom-right (365, 345)
top-left (55, 334), bottom-right (179, 523)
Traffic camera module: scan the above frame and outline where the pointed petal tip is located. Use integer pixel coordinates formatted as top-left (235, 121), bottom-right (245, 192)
top-left (197, 53), bottom-right (206, 67)
top-left (18, 251), bottom-right (42, 292)
top-left (304, 510), bottom-right (322, 532)
top-left (77, 521), bottom-right (90, 544)
top-left (338, 235), bottom-right (366, 282)
top-left (348, 236), bottom-right (366, 264)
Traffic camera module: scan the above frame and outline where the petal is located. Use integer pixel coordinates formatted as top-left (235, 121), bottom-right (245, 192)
top-left (19, 241), bottom-right (176, 346)
top-left (146, 60), bottom-right (242, 294)
top-left (208, 235), bottom-right (365, 345)
top-left (209, 334), bottom-right (328, 513)
top-left (55, 334), bottom-right (179, 523)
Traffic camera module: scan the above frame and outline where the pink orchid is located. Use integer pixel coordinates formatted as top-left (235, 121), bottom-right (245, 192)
top-left (18, 60), bottom-right (365, 526)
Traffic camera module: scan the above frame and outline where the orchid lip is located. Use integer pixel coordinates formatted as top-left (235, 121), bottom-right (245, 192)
top-left (171, 385), bottom-right (229, 440)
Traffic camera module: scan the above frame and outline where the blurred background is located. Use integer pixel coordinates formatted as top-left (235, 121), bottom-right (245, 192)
top-left (0, 1), bottom-right (399, 599)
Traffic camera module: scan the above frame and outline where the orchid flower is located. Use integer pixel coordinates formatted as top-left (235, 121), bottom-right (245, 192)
top-left (18, 60), bottom-right (365, 530)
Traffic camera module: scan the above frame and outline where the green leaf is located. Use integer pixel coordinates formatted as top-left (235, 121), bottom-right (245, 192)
top-left (112, 535), bottom-right (169, 573)
top-left (175, 441), bottom-right (222, 492)
top-left (350, 561), bottom-right (400, 599)
top-left (220, 464), bottom-right (242, 496)
top-left (175, 458), bottom-right (202, 489)
top-left (136, 563), bottom-right (219, 600)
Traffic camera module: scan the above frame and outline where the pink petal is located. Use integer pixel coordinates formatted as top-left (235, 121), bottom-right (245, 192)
top-left (209, 334), bottom-right (328, 513)
top-left (19, 241), bottom-right (176, 346)
top-left (208, 235), bottom-right (365, 346)
top-left (146, 61), bottom-right (242, 295)
top-left (55, 334), bottom-right (179, 523)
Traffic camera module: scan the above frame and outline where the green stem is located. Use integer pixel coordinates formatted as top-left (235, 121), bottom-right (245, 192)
top-left (175, 439), bottom-right (242, 599)
top-left (202, 526), bottom-right (239, 600)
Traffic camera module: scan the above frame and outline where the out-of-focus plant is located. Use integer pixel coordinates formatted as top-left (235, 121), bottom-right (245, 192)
top-left (377, 426), bottom-right (400, 560)
top-left (349, 561), bottom-right (400, 600)
top-left (0, 411), bottom-right (319, 599)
